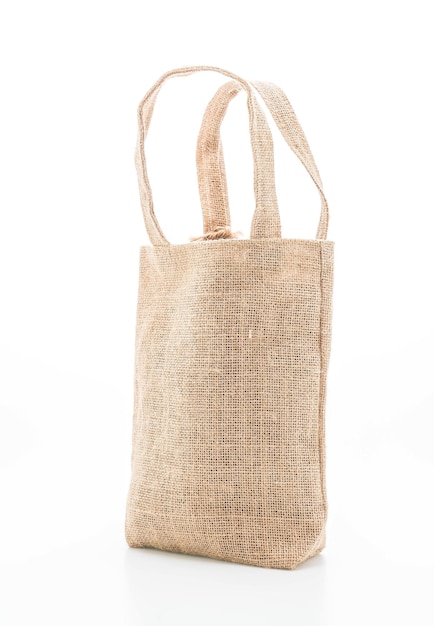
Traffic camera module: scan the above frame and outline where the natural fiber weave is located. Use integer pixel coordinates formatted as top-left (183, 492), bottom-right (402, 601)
top-left (125, 67), bottom-right (334, 569)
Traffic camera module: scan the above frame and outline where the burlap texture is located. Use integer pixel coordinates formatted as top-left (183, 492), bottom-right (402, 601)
top-left (125, 67), bottom-right (334, 569)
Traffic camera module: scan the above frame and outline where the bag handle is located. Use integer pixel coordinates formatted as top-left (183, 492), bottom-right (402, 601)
top-left (196, 80), bottom-right (242, 237)
top-left (196, 80), bottom-right (329, 240)
top-left (135, 66), bottom-right (280, 246)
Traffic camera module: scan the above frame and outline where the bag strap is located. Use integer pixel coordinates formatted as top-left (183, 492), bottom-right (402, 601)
top-left (135, 66), bottom-right (280, 246)
top-left (196, 80), bottom-right (329, 240)
top-left (196, 80), bottom-right (242, 237)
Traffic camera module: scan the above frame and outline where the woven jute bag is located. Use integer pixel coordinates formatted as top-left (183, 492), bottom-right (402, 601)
top-left (125, 66), bottom-right (334, 570)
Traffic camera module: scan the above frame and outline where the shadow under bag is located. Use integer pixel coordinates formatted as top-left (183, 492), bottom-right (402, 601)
top-left (125, 66), bottom-right (334, 570)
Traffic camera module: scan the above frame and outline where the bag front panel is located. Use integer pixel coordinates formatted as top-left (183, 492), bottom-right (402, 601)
top-left (126, 238), bottom-right (333, 569)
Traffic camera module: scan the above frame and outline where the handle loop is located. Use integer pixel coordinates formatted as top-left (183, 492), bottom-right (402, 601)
top-left (196, 80), bottom-right (242, 237)
top-left (136, 66), bottom-right (280, 246)
top-left (196, 80), bottom-right (330, 240)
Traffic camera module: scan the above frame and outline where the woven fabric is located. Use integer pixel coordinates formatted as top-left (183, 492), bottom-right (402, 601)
top-left (125, 67), bottom-right (334, 569)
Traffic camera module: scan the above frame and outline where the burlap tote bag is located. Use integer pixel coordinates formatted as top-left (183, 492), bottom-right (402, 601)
top-left (125, 66), bottom-right (334, 570)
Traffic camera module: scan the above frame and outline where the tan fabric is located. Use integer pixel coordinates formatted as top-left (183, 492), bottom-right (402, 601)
top-left (196, 80), bottom-right (242, 236)
top-left (125, 66), bottom-right (334, 569)
top-left (196, 79), bottom-right (329, 239)
top-left (135, 66), bottom-right (280, 243)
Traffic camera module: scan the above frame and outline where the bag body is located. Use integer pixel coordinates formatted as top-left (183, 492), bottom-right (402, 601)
top-left (125, 67), bottom-right (334, 570)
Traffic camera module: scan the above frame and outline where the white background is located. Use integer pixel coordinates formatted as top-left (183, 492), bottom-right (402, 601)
top-left (1, 1), bottom-right (433, 624)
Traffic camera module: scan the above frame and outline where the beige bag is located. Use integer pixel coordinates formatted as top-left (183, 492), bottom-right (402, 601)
top-left (125, 66), bottom-right (334, 570)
